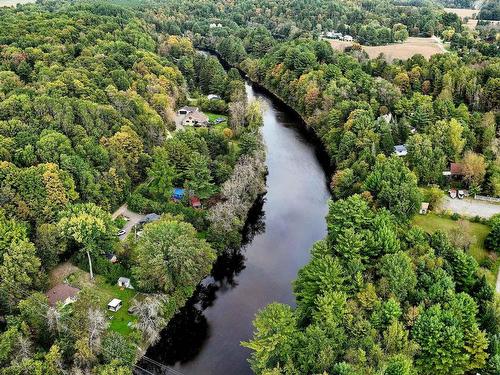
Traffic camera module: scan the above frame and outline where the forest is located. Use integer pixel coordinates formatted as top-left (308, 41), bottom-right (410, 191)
top-left (144, 0), bottom-right (499, 374)
top-left (0, 0), bottom-right (499, 374)
top-left (0, 1), bottom-right (266, 374)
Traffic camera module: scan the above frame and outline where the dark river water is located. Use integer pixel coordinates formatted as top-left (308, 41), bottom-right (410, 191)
top-left (140, 81), bottom-right (330, 374)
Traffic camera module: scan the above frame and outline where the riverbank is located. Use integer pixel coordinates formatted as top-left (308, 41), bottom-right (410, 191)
top-left (140, 78), bottom-right (331, 374)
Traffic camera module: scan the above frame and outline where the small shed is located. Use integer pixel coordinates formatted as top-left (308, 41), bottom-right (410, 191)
top-left (190, 196), bottom-right (202, 209)
top-left (419, 202), bottom-right (429, 215)
top-left (117, 277), bottom-right (132, 289)
top-left (108, 298), bottom-right (122, 312)
top-left (394, 144), bottom-right (408, 157)
top-left (172, 188), bottom-right (185, 201)
top-left (343, 35), bottom-right (354, 42)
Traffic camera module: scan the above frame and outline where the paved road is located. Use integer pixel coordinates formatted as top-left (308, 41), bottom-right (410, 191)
top-left (112, 204), bottom-right (144, 241)
top-left (441, 196), bottom-right (500, 219)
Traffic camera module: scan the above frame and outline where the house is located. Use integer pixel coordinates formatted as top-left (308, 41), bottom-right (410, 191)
top-left (189, 196), bottom-right (202, 209)
top-left (449, 189), bottom-right (457, 199)
top-left (108, 298), bottom-right (122, 312)
top-left (450, 163), bottom-right (464, 176)
top-left (172, 187), bottom-right (185, 201)
top-left (46, 284), bottom-right (80, 307)
top-left (105, 253), bottom-right (118, 263)
top-left (182, 111), bottom-right (209, 127)
top-left (139, 213), bottom-right (161, 225)
top-left (343, 35), bottom-right (354, 42)
top-left (117, 277), bottom-right (133, 289)
top-left (394, 144), bottom-right (408, 157)
top-left (419, 202), bottom-right (429, 215)
top-left (207, 94), bottom-right (221, 100)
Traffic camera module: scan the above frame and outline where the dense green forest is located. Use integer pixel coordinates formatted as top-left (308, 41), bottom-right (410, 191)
top-left (0, 1), bottom-right (265, 374)
top-left (0, 0), bottom-right (499, 374)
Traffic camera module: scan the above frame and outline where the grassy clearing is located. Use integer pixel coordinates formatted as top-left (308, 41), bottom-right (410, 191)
top-left (67, 269), bottom-right (140, 336)
top-left (326, 37), bottom-right (445, 61)
top-left (412, 213), bottom-right (498, 286)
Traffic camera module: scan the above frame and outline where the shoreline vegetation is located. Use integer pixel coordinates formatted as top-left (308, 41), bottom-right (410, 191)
top-left (0, 0), bottom-right (498, 374)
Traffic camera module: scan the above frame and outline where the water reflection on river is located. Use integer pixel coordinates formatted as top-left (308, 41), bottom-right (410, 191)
top-left (141, 82), bottom-right (330, 374)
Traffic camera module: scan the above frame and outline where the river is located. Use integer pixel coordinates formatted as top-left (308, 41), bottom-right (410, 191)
top-left (140, 81), bottom-right (331, 374)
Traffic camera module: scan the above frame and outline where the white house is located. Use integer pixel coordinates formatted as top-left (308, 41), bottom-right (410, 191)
top-left (108, 298), bottom-right (122, 312)
top-left (343, 35), bottom-right (354, 42)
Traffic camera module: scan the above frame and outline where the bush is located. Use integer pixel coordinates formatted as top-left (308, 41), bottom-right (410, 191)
top-left (451, 213), bottom-right (460, 221)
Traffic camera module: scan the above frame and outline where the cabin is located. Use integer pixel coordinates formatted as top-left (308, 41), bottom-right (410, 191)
top-left (117, 277), bottom-right (133, 289)
top-left (172, 188), bottom-right (185, 201)
top-left (419, 202), bottom-right (429, 215)
top-left (108, 298), bottom-right (122, 312)
top-left (46, 284), bottom-right (80, 307)
top-left (394, 144), bottom-right (408, 157)
top-left (190, 196), bottom-right (202, 209)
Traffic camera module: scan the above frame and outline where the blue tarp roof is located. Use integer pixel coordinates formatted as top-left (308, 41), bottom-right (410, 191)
top-left (172, 188), bottom-right (185, 198)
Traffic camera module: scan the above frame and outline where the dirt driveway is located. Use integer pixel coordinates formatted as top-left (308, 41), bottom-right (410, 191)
top-left (112, 204), bottom-right (145, 241)
top-left (441, 196), bottom-right (500, 219)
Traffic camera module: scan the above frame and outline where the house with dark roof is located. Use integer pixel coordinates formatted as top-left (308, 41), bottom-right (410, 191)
top-left (139, 213), bottom-right (161, 225)
top-left (46, 284), bottom-right (80, 306)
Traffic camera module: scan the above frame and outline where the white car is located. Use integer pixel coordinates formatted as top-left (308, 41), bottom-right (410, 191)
top-left (117, 229), bottom-right (126, 236)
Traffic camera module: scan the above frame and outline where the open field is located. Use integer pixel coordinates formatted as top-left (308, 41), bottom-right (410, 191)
top-left (326, 36), bottom-right (446, 61)
top-left (444, 7), bottom-right (478, 20)
top-left (0, 0), bottom-right (35, 6)
top-left (412, 213), bottom-right (498, 287)
top-left (65, 268), bottom-right (140, 336)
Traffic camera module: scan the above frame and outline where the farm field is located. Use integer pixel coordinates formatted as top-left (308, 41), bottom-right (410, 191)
top-left (0, 0), bottom-right (35, 6)
top-left (444, 7), bottom-right (478, 20)
top-left (326, 36), bottom-right (446, 61)
top-left (412, 213), bottom-right (498, 286)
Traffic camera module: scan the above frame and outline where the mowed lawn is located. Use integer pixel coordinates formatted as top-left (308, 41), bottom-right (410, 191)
top-left (413, 213), bottom-right (497, 286)
top-left (68, 270), bottom-right (139, 336)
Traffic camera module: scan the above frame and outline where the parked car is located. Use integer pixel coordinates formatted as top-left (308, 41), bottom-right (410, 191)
top-left (117, 229), bottom-right (126, 236)
top-left (215, 117), bottom-right (225, 124)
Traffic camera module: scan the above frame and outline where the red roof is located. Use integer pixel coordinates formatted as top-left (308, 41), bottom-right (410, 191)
top-left (189, 197), bottom-right (201, 207)
top-left (46, 284), bottom-right (80, 306)
top-left (450, 163), bottom-right (464, 175)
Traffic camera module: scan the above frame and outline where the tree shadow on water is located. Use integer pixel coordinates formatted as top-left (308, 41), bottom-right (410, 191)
top-left (143, 193), bottom-right (267, 366)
